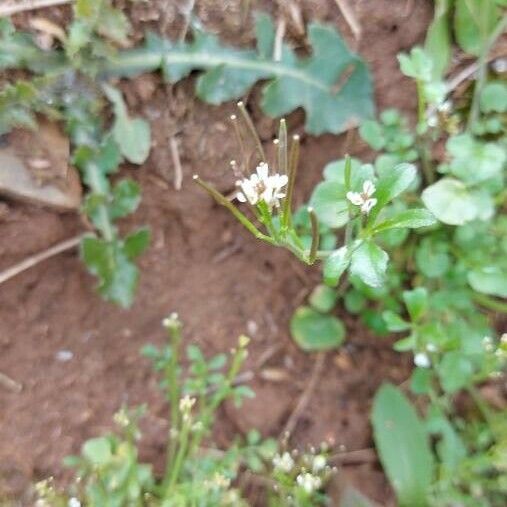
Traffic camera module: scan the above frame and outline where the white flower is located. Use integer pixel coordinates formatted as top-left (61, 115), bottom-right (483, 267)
top-left (414, 352), bottom-right (431, 368)
top-left (346, 180), bottom-right (377, 214)
top-left (68, 499), bottom-right (81, 507)
top-left (236, 162), bottom-right (288, 209)
top-left (296, 472), bottom-right (322, 494)
top-left (273, 452), bottom-right (294, 473)
top-left (426, 343), bottom-right (437, 353)
top-left (179, 395), bottom-right (196, 412)
top-left (312, 455), bottom-right (326, 473)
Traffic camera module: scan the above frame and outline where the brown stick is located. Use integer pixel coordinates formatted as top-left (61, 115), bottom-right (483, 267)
top-left (0, 371), bottom-right (22, 392)
top-left (334, 0), bottom-right (362, 41)
top-left (169, 136), bottom-right (183, 191)
top-left (0, 234), bottom-right (83, 286)
top-left (0, 0), bottom-right (74, 17)
top-left (281, 352), bottom-right (326, 439)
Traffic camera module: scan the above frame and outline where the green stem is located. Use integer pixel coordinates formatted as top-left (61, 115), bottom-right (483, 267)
top-left (308, 207), bottom-right (319, 264)
top-left (416, 80), bottom-right (426, 127)
top-left (472, 292), bottom-right (507, 313)
top-left (237, 101), bottom-right (266, 163)
top-left (193, 176), bottom-right (276, 245)
top-left (85, 162), bottom-right (114, 241)
top-left (165, 416), bottom-right (191, 492)
top-left (467, 14), bottom-right (507, 131)
top-left (281, 135), bottom-right (300, 232)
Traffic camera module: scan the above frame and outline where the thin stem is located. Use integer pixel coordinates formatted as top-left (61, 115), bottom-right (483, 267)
top-left (277, 119), bottom-right (288, 175)
top-left (472, 292), bottom-right (507, 313)
top-left (281, 135), bottom-right (300, 231)
top-left (416, 80), bottom-right (426, 127)
top-left (237, 101), bottom-right (266, 163)
top-left (468, 15), bottom-right (507, 131)
top-left (193, 176), bottom-right (276, 244)
top-left (308, 207), bottom-right (319, 264)
top-left (165, 416), bottom-right (191, 491)
top-left (230, 114), bottom-right (247, 173)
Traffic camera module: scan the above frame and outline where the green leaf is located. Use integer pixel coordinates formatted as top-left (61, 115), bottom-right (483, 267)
top-left (421, 178), bottom-right (480, 225)
top-left (105, 17), bottom-right (374, 135)
top-left (359, 120), bottom-right (385, 150)
top-left (454, 0), bottom-right (500, 56)
top-left (290, 306), bottom-right (345, 351)
top-left (82, 437), bottom-right (113, 465)
top-left (467, 266), bottom-right (507, 298)
top-left (350, 240), bottom-right (388, 288)
top-left (424, 0), bottom-right (452, 78)
top-left (124, 228), bottom-right (150, 260)
top-left (410, 367), bottom-right (432, 395)
top-left (372, 209), bottom-right (436, 234)
top-left (382, 310), bottom-right (411, 332)
top-left (446, 134), bottom-right (506, 184)
top-left (415, 237), bottom-right (450, 278)
top-left (102, 84), bottom-right (151, 164)
top-left (323, 246), bottom-right (349, 286)
top-left (438, 352), bottom-right (474, 393)
top-left (372, 384), bottom-right (434, 507)
top-left (309, 181), bottom-right (348, 228)
top-left (398, 47), bottom-right (433, 82)
top-left (480, 81), bottom-right (507, 113)
top-left (403, 288), bottom-right (429, 322)
top-left (81, 236), bottom-right (139, 308)
top-left (309, 284), bottom-right (338, 313)
top-left (111, 179), bottom-right (141, 219)
top-left (368, 163), bottom-right (417, 224)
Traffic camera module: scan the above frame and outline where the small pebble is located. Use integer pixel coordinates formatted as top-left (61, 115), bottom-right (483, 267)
top-left (56, 350), bottom-right (73, 362)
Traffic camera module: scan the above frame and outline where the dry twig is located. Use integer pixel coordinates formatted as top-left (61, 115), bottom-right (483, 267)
top-left (169, 136), bottom-right (184, 190)
top-left (0, 371), bottom-right (22, 392)
top-left (0, 0), bottom-right (74, 17)
top-left (333, 0), bottom-right (362, 41)
top-left (281, 352), bottom-right (326, 438)
top-left (0, 234), bottom-right (84, 286)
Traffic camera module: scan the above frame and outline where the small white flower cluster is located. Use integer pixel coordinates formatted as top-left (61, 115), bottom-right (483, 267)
top-left (346, 180), bottom-right (377, 214)
top-left (296, 472), bottom-right (322, 494)
top-left (236, 162), bottom-right (288, 209)
top-left (179, 395), bottom-right (196, 421)
top-left (414, 352), bottom-right (431, 368)
top-left (312, 455), bottom-right (326, 473)
top-left (68, 498), bottom-right (81, 507)
top-left (273, 451), bottom-right (294, 473)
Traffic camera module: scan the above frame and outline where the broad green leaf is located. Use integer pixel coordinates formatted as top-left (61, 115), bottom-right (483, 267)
top-left (309, 181), bottom-right (348, 228)
top-left (382, 310), bottom-right (411, 332)
top-left (421, 178), bottom-right (479, 225)
top-left (104, 17), bottom-right (374, 135)
top-left (255, 12), bottom-right (275, 59)
top-left (454, 0), bottom-right (500, 56)
top-left (124, 228), bottom-right (150, 260)
top-left (323, 246), bottom-right (349, 286)
top-left (446, 134), bottom-right (506, 184)
top-left (372, 384), bottom-right (434, 507)
top-left (467, 266), bottom-right (507, 298)
top-left (424, 0), bottom-right (451, 78)
top-left (403, 287), bottom-right (428, 322)
top-left (372, 209), bottom-right (436, 234)
top-left (110, 179), bottom-right (141, 219)
top-left (82, 437), bottom-right (113, 465)
top-left (102, 84), bottom-right (151, 164)
top-left (359, 120), bottom-right (385, 150)
top-left (410, 367), bottom-right (432, 395)
top-left (368, 163), bottom-right (417, 223)
top-left (350, 240), bottom-right (388, 288)
top-left (438, 352), bottom-right (474, 393)
top-left (309, 284), bottom-right (337, 313)
top-left (480, 81), bottom-right (507, 113)
top-left (415, 237), bottom-right (450, 278)
top-left (290, 306), bottom-right (345, 351)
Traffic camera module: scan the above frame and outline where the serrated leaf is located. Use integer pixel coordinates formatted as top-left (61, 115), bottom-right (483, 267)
top-left (105, 15), bottom-right (374, 135)
top-left (290, 306), bottom-right (345, 351)
top-left (81, 236), bottom-right (139, 307)
top-left (110, 179), bottom-right (141, 219)
top-left (350, 240), bottom-right (388, 288)
top-left (372, 384), bottom-right (434, 507)
top-left (124, 228), bottom-right (150, 260)
top-left (103, 84), bottom-right (151, 164)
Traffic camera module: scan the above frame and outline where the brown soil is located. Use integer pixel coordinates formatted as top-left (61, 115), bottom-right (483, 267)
top-left (0, 1), bottom-right (433, 505)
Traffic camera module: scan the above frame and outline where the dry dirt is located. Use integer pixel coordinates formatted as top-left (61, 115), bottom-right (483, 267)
top-left (0, 0), bottom-right (433, 504)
